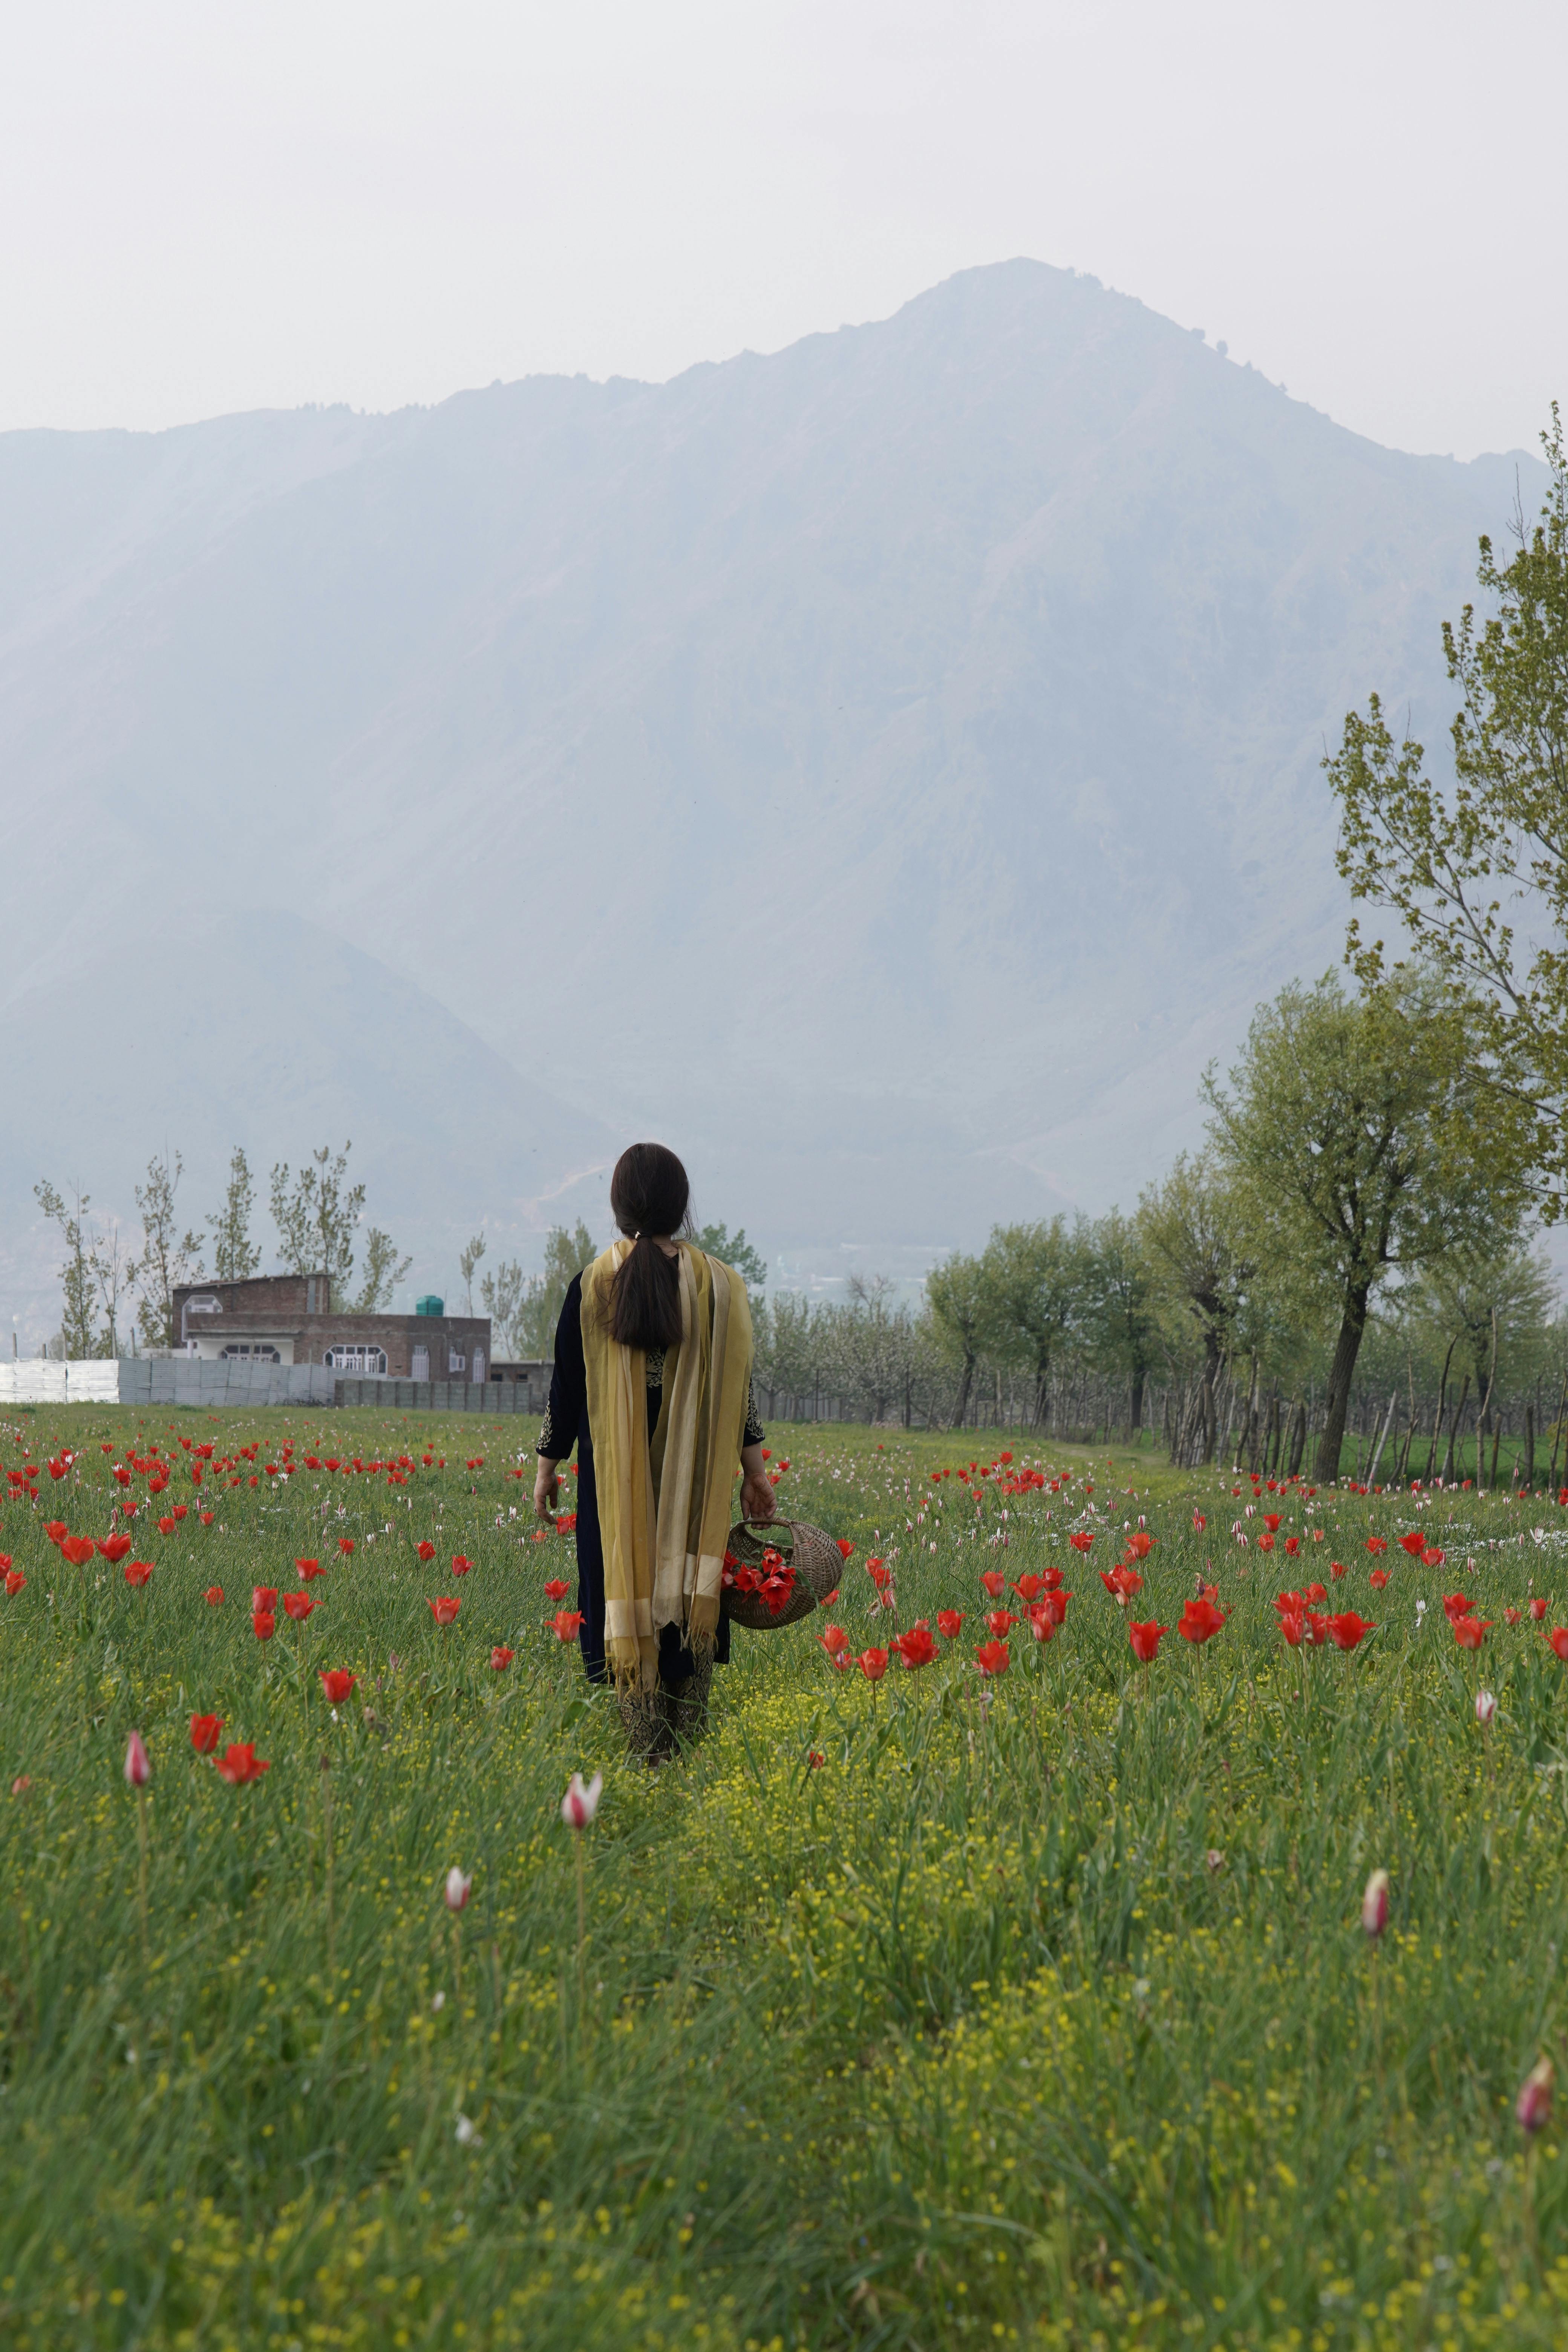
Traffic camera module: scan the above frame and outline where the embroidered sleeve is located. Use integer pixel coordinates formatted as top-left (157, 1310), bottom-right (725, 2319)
top-left (537, 1398), bottom-right (561, 1458)
top-left (744, 1375), bottom-right (764, 1448)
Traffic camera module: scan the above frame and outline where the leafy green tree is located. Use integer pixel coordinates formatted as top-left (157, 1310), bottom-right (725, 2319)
top-left (926, 1250), bottom-right (988, 1425)
top-left (132, 1148), bottom-right (205, 1349)
top-left (208, 1148), bottom-right (261, 1282)
top-left (354, 1231), bottom-right (413, 1312)
top-left (1084, 1209), bottom-right (1159, 1436)
top-left (978, 1217), bottom-right (1091, 1429)
top-left (1411, 1240), bottom-right (1557, 1438)
top-left (270, 1144), bottom-right (367, 1293)
top-left (1327, 407), bottom-right (1568, 1216)
top-left (34, 1179), bottom-right (98, 1358)
top-left (1203, 969), bottom-right (1528, 1482)
top-left (1136, 1155), bottom-right (1251, 1464)
top-left (694, 1222), bottom-right (767, 1291)
top-left (459, 1233), bottom-right (487, 1314)
top-left (515, 1222), bottom-right (599, 1358)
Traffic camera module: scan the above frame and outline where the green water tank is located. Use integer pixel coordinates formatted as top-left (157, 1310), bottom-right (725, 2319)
top-left (415, 1295), bottom-right (444, 1317)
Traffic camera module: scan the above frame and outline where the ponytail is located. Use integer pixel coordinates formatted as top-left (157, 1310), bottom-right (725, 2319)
top-left (603, 1141), bottom-right (693, 1352)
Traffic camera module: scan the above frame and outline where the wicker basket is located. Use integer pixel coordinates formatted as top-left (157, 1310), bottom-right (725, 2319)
top-left (721, 1517), bottom-right (843, 1632)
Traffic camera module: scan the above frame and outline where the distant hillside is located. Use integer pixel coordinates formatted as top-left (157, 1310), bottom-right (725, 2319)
top-left (0, 261), bottom-right (1546, 1336)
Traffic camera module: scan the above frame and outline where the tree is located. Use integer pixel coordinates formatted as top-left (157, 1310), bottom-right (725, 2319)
top-left (979, 1218), bottom-right (1090, 1428)
top-left (208, 1148), bottom-right (261, 1282)
top-left (694, 1222), bottom-right (767, 1291)
top-left (513, 1222), bottom-right (599, 1358)
top-left (34, 1180), bottom-right (98, 1358)
top-left (270, 1144), bottom-right (367, 1292)
top-left (926, 1251), bottom-right (988, 1425)
top-left (479, 1260), bottom-right (526, 1357)
top-left (1327, 407), bottom-right (1568, 1217)
top-left (354, 1230), bottom-right (413, 1311)
top-left (1203, 969), bottom-right (1528, 1483)
top-left (133, 1148), bottom-right (205, 1349)
top-left (1085, 1209), bottom-right (1159, 1436)
top-left (1412, 1240), bottom-right (1557, 1438)
top-left (1137, 1156), bottom-right (1251, 1465)
top-left (459, 1233), bottom-right (487, 1314)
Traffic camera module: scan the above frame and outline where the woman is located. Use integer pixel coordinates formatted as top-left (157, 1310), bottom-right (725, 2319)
top-left (533, 1142), bottom-right (775, 1757)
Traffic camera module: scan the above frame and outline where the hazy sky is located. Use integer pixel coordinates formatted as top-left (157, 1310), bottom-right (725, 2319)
top-left (4, 0), bottom-right (1563, 458)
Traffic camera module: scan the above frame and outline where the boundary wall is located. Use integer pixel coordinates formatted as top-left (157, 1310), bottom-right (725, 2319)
top-left (0, 1362), bottom-right (550, 1413)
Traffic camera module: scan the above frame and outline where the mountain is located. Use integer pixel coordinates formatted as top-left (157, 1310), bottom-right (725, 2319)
top-left (0, 259), bottom-right (1546, 1337)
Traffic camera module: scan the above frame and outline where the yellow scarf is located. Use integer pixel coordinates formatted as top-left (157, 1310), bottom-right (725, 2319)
top-left (581, 1241), bottom-right (753, 1689)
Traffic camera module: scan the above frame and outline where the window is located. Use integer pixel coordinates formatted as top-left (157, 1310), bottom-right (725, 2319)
top-left (411, 1346), bottom-right (430, 1381)
top-left (324, 1345), bottom-right (387, 1375)
top-left (221, 1343), bottom-right (281, 1363)
top-left (448, 1349), bottom-right (466, 1373)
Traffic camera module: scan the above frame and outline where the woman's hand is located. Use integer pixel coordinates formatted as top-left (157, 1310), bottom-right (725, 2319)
top-left (738, 1444), bottom-right (776, 1524)
top-left (534, 1458), bottom-right (560, 1519)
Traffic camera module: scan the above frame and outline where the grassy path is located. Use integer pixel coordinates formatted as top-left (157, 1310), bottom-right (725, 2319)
top-left (4, 1409), bottom-right (1568, 2347)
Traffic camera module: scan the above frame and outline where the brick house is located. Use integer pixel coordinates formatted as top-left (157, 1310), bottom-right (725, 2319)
top-left (170, 1274), bottom-right (492, 1384)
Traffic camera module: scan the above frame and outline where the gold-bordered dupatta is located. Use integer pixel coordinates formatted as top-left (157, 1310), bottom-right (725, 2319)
top-left (580, 1241), bottom-right (753, 1690)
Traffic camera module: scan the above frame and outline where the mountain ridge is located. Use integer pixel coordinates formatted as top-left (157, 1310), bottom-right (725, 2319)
top-left (0, 260), bottom-right (1547, 1337)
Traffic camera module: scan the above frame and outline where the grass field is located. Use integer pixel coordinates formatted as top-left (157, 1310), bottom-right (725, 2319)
top-left (5, 1408), bottom-right (1568, 2351)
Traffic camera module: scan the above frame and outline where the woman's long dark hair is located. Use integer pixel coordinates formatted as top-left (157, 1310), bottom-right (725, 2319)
top-left (606, 1142), bottom-right (692, 1351)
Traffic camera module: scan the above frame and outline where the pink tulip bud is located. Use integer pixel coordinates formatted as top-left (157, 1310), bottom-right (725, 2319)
top-left (561, 1770), bottom-right (603, 1829)
top-left (1517, 2055), bottom-right (1554, 2134)
top-left (1361, 1868), bottom-right (1389, 1939)
top-left (124, 1729), bottom-right (150, 1788)
top-left (443, 1866), bottom-right (472, 1913)
top-left (1476, 1689), bottom-right (1497, 1725)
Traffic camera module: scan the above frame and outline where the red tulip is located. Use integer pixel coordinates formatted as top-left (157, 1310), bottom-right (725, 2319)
top-left (1325, 1611), bottom-right (1375, 1652)
top-left (1305, 1583), bottom-right (1328, 1604)
top-left (490, 1646), bottom-right (514, 1670)
top-left (190, 1714), bottom-right (224, 1754)
top-left (1012, 1574), bottom-right (1046, 1602)
top-left (156, 1515), bottom-right (176, 1536)
top-left (856, 1648), bottom-right (889, 1681)
top-left (986, 1608), bottom-right (1019, 1637)
top-left (1366, 1536), bottom-right (1388, 1554)
top-left (835, 1539), bottom-right (855, 1561)
top-left (296, 1558), bottom-right (324, 1581)
top-left (338, 1537), bottom-right (355, 1556)
top-left (416, 1540), bottom-right (436, 1561)
top-left (252, 1585), bottom-right (279, 1612)
top-left (98, 1534), bottom-right (133, 1562)
top-left (1191, 1511), bottom-right (1206, 1531)
top-left (3, 1570), bottom-right (24, 1596)
top-left (1399, 1531), bottom-right (1425, 1557)
top-left (283, 1592), bottom-right (317, 1623)
top-left (1069, 1531), bottom-right (1094, 1553)
top-left (819, 1623), bottom-right (851, 1658)
top-left (543, 1578), bottom-right (570, 1602)
top-left (1277, 1605), bottom-right (1306, 1647)
top-left (451, 1554), bottom-right (472, 1576)
top-left (893, 1623), bottom-right (937, 1671)
top-left (319, 1669), bottom-right (357, 1704)
top-left (124, 1560), bottom-right (153, 1588)
top-left (43, 1521), bottom-right (67, 1546)
top-left (980, 1569), bottom-right (1006, 1599)
top-left (1442, 1592), bottom-right (1472, 1622)
top-left (1505, 1606), bottom-right (1522, 1626)
top-left (252, 1610), bottom-right (276, 1641)
top-left (1369, 1568), bottom-right (1389, 1590)
top-left (203, 1584), bottom-right (224, 1605)
top-left (61, 1536), bottom-right (96, 1567)
top-left (1530, 1596), bottom-right (1549, 1620)
top-left (1178, 1597), bottom-right (1227, 1646)
top-left (124, 1729), bottom-right (150, 1787)
top-left (1547, 1628), bottom-right (1568, 1662)
top-left (214, 1742), bottom-right (270, 1785)
top-left (972, 1639), bottom-right (1011, 1677)
top-left (1452, 1615), bottom-right (1491, 1651)
top-left (1422, 1546), bottom-right (1445, 1570)
top-left (545, 1606), bottom-right (579, 1639)
top-left (936, 1609), bottom-right (965, 1638)
top-left (1263, 1513), bottom-right (1282, 1533)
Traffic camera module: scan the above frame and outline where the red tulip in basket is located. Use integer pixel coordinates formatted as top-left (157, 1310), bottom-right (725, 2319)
top-left (721, 1517), bottom-right (843, 1631)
